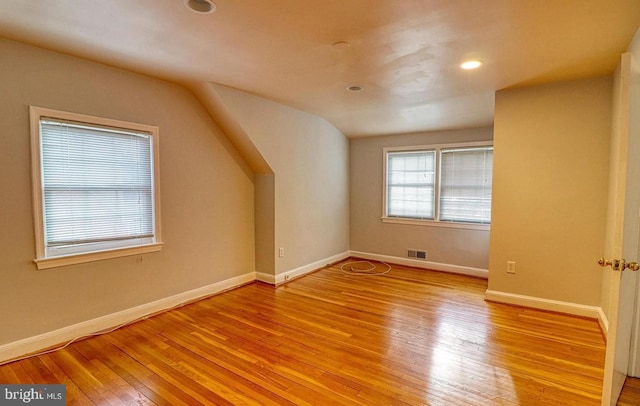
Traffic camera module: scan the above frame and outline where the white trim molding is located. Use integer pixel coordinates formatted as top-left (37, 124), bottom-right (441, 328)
top-left (35, 243), bottom-right (164, 270)
top-left (255, 272), bottom-right (275, 285)
top-left (381, 216), bottom-right (490, 231)
top-left (598, 307), bottom-right (609, 340)
top-left (382, 142), bottom-right (493, 228)
top-left (29, 106), bottom-right (163, 270)
top-left (257, 251), bottom-right (351, 286)
top-left (349, 250), bottom-right (488, 279)
top-left (1, 250), bottom-right (354, 363)
top-left (0, 271), bottom-right (255, 364)
top-left (484, 289), bottom-right (604, 321)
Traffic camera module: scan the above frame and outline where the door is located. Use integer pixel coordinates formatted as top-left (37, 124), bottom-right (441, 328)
top-left (600, 51), bottom-right (640, 405)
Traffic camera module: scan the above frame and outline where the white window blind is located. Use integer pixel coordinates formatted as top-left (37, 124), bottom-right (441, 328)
top-left (386, 150), bottom-right (436, 219)
top-left (39, 118), bottom-right (156, 257)
top-left (439, 147), bottom-right (493, 223)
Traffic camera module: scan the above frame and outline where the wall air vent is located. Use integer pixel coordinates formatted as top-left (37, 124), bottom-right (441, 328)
top-left (409, 249), bottom-right (428, 260)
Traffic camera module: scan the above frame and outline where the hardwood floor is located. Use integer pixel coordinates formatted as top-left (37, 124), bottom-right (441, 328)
top-left (619, 377), bottom-right (640, 405)
top-left (0, 259), bottom-right (617, 405)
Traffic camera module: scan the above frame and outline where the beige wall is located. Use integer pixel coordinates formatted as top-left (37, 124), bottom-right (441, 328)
top-left (255, 174), bottom-right (276, 276)
top-left (489, 76), bottom-right (612, 306)
top-left (0, 38), bottom-right (255, 345)
top-left (350, 127), bottom-right (493, 269)
top-left (204, 84), bottom-right (350, 275)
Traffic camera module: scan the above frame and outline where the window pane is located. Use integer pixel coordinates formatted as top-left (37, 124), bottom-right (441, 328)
top-left (40, 119), bottom-right (155, 256)
top-left (386, 151), bottom-right (435, 219)
top-left (439, 147), bottom-right (493, 223)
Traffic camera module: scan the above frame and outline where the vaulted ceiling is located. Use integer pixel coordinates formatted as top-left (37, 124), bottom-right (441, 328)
top-left (0, 0), bottom-right (638, 137)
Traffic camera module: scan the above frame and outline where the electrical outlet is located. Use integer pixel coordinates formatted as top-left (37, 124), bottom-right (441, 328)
top-left (279, 247), bottom-right (285, 258)
top-left (507, 261), bottom-right (516, 274)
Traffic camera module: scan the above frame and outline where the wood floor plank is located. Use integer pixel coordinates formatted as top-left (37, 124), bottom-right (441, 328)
top-left (76, 337), bottom-right (198, 406)
top-left (1, 259), bottom-right (629, 404)
top-left (38, 353), bottom-right (95, 405)
top-left (619, 376), bottom-right (640, 405)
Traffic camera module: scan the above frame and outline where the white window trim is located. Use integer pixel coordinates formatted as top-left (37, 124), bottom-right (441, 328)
top-left (30, 106), bottom-right (163, 270)
top-left (382, 141), bottom-right (492, 231)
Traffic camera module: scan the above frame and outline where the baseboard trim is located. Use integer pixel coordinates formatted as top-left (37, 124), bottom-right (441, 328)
top-left (597, 307), bottom-right (609, 340)
top-left (484, 289), bottom-right (603, 320)
top-left (267, 251), bottom-right (350, 285)
top-left (349, 251), bottom-right (488, 279)
top-left (1, 250), bottom-right (353, 363)
top-left (255, 272), bottom-right (275, 285)
top-left (0, 271), bottom-right (256, 365)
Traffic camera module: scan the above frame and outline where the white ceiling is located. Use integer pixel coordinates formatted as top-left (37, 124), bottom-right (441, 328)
top-left (0, 0), bottom-right (638, 137)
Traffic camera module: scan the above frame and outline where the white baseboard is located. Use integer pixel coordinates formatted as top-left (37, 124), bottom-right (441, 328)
top-left (1, 251), bottom-right (353, 364)
top-left (0, 271), bottom-right (256, 365)
top-left (255, 272), bottom-right (275, 285)
top-left (349, 251), bottom-right (488, 279)
top-left (484, 289), bottom-right (603, 321)
top-left (597, 307), bottom-right (609, 339)
top-left (1, 257), bottom-right (609, 365)
top-left (266, 251), bottom-right (350, 285)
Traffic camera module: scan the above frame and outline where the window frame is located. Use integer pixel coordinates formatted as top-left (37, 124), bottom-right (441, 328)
top-left (382, 141), bottom-right (493, 231)
top-left (30, 106), bottom-right (163, 270)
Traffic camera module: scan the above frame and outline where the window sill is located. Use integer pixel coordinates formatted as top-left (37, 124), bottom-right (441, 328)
top-left (34, 242), bottom-right (163, 270)
top-left (381, 217), bottom-right (490, 231)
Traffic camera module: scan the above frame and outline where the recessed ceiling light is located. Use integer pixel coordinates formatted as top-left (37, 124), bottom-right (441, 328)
top-left (184, 0), bottom-right (216, 14)
top-left (460, 60), bottom-right (483, 70)
top-left (332, 41), bottom-right (351, 51)
top-left (347, 85), bottom-right (363, 92)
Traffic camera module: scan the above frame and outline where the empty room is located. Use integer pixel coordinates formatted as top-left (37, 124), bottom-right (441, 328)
top-left (1, 1), bottom-right (640, 405)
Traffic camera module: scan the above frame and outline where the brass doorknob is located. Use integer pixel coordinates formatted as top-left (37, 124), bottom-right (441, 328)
top-left (597, 258), bottom-right (639, 271)
top-left (598, 258), bottom-right (612, 267)
top-left (598, 258), bottom-right (620, 270)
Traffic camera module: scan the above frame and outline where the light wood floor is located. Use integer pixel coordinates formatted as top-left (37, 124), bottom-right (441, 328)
top-left (619, 377), bottom-right (640, 405)
top-left (0, 259), bottom-right (628, 405)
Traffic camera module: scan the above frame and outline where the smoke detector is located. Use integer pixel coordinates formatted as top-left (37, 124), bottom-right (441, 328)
top-left (184, 0), bottom-right (216, 14)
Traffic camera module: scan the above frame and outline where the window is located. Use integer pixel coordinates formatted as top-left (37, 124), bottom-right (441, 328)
top-left (383, 143), bottom-right (493, 228)
top-left (30, 107), bottom-right (162, 269)
top-left (386, 150), bottom-right (436, 219)
top-left (439, 147), bottom-right (493, 223)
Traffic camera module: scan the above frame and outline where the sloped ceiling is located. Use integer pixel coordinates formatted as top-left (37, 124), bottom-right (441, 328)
top-left (0, 0), bottom-right (638, 137)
